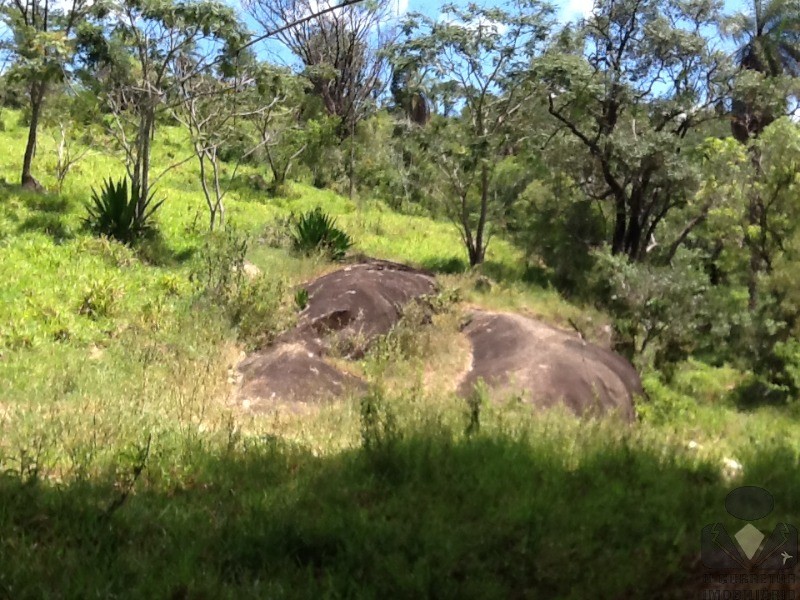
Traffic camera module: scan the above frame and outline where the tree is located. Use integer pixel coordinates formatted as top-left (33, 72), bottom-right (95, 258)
top-left (44, 86), bottom-right (100, 192)
top-left (725, 0), bottom-right (800, 143)
top-left (0, 0), bottom-right (94, 187)
top-left (252, 67), bottom-right (309, 195)
top-left (394, 1), bottom-right (554, 266)
top-left (90, 0), bottom-right (245, 228)
top-left (670, 120), bottom-right (800, 391)
top-left (173, 64), bottom-right (256, 231)
top-left (722, 0), bottom-right (800, 309)
top-left (243, 0), bottom-right (393, 137)
top-left (536, 0), bottom-right (727, 262)
top-left (389, 62), bottom-right (431, 125)
top-left (172, 62), bottom-right (306, 229)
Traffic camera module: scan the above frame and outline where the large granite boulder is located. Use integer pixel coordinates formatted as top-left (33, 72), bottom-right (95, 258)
top-left (458, 310), bottom-right (640, 421)
top-left (237, 260), bottom-right (437, 410)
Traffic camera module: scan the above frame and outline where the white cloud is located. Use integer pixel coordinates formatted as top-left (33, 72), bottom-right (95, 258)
top-left (560, 0), bottom-right (595, 22)
top-left (393, 0), bottom-right (408, 17)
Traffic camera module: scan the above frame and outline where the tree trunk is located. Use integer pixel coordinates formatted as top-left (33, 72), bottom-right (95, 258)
top-left (747, 149), bottom-right (763, 311)
top-left (471, 164), bottom-right (490, 267)
top-left (21, 82), bottom-right (46, 188)
top-left (137, 108), bottom-right (155, 221)
top-left (624, 190), bottom-right (643, 260)
top-left (611, 194), bottom-right (627, 255)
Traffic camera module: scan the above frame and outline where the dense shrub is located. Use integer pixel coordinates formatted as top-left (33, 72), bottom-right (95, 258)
top-left (590, 249), bottom-right (713, 376)
top-left (192, 227), bottom-right (249, 305)
top-left (509, 178), bottom-right (606, 296)
top-left (352, 114), bottom-right (440, 214)
top-left (192, 228), bottom-right (294, 348)
top-left (230, 274), bottom-right (294, 349)
top-left (297, 116), bottom-right (346, 189)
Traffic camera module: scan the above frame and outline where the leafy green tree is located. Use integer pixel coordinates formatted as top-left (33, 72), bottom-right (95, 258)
top-left (394, 0), bottom-right (554, 266)
top-left (296, 112), bottom-right (343, 189)
top-left (738, 120), bottom-right (800, 385)
top-left (591, 247), bottom-right (712, 373)
top-left (89, 0), bottom-right (246, 229)
top-left (536, 0), bottom-right (728, 261)
top-left (651, 120), bottom-right (800, 386)
top-left (389, 61), bottom-right (431, 126)
top-left (0, 0), bottom-right (95, 187)
top-left (252, 67), bottom-right (309, 195)
top-left (352, 112), bottom-right (441, 213)
top-left (509, 175), bottom-right (606, 293)
top-left (725, 0), bottom-right (800, 143)
top-left (722, 0), bottom-right (800, 309)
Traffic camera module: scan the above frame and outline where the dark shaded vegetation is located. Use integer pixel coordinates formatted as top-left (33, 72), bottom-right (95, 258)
top-left (4, 421), bottom-right (783, 599)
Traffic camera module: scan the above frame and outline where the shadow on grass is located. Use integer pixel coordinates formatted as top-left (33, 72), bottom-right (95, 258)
top-left (418, 257), bottom-right (551, 289)
top-left (135, 233), bottom-right (196, 266)
top-left (476, 259), bottom-right (526, 283)
top-left (224, 173), bottom-right (299, 203)
top-left (20, 192), bottom-right (71, 214)
top-left (2, 426), bottom-right (783, 598)
top-left (8, 188), bottom-right (77, 242)
top-left (419, 255), bottom-right (469, 275)
top-left (729, 377), bottom-right (797, 412)
top-left (17, 212), bottom-right (75, 243)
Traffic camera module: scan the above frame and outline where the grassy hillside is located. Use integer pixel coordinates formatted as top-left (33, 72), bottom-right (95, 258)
top-left (1, 110), bottom-right (799, 597)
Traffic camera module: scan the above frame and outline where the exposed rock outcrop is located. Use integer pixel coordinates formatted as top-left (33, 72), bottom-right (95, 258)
top-left (237, 260), bottom-right (437, 410)
top-left (458, 310), bottom-right (640, 421)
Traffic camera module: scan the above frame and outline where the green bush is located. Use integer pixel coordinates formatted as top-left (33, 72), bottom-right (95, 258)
top-left (84, 177), bottom-right (163, 245)
top-left (259, 215), bottom-right (294, 249)
top-left (590, 248), bottom-right (712, 374)
top-left (291, 207), bottom-right (353, 261)
top-left (734, 339), bottom-right (800, 406)
top-left (231, 274), bottom-right (294, 349)
top-left (193, 228), bottom-right (249, 305)
top-left (510, 179), bottom-right (605, 296)
top-left (638, 374), bottom-right (697, 425)
top-left (192, 229), bottom-right (294, 348)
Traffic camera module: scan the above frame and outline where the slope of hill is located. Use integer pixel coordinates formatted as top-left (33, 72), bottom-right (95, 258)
top-left (1, 110), bottom-right (799, 597)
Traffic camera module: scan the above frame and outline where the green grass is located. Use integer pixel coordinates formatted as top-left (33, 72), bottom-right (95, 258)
top-left (1, 109), bottom-right (800, 597)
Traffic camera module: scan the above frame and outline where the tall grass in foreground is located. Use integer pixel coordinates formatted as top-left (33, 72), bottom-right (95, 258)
top-left (1, 312), bottom-right (798, 599)
top-left (1, 377), bottom-right (797, 599)
top-left (0, 381), bottom-right (740, 599)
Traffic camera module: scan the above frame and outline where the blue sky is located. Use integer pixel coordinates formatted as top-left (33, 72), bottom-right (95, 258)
top-left (0, 0), bottom-right (754, 74)
top-left (254, 0), bottom-right (751, 66)
top-left (402, 0), bottom-right (749, 21)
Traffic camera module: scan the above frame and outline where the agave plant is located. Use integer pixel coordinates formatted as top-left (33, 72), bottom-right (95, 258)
top-left (291, 207), bottom-right (353, 261)
top-left (84, 177), bottom-right (164, 245)
top-left (294, 287), bottom-right (309, 311)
